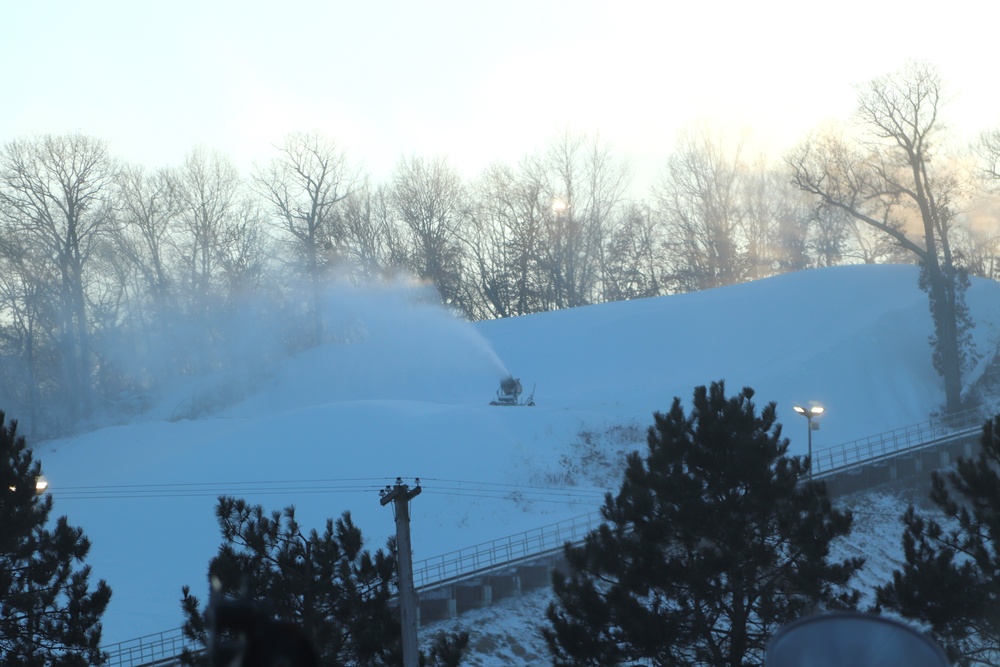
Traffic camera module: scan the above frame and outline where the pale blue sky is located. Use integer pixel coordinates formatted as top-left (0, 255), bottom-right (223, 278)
top-left (3, 0), bottom-right (999, 190)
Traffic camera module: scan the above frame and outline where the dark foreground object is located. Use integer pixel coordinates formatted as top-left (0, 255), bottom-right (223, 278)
top-left (766, 612), bottom-right (948, 667)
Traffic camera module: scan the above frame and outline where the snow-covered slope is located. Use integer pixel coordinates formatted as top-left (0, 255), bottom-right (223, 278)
top-left (35, 264), bottom-right (1000, 652)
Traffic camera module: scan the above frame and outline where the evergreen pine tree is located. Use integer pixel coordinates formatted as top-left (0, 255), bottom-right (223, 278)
top-left (543, 382), bottom-right (862, 667)
top-left (0, 411), bottom-right (112, 666)
top-left (876, 416), bottom-right (1000, 666)
top-left (180, 496), bottom-right (467, 667)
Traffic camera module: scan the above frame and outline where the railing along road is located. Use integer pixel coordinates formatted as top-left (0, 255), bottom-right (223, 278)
top-left (810, 407), bottom-right (982, 478)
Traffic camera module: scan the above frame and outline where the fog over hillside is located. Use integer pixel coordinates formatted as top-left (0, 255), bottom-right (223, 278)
top-left (34, 264), bottom-right (1000, 660)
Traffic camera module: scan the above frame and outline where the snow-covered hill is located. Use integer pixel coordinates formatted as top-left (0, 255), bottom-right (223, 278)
top-left (35, 264), bottom-right (1000, 660)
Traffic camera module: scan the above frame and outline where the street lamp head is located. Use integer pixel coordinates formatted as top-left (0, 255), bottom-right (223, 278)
top-left (793, 404), bottom-right (824, 418)
top-left (7, 476), bottom-right (48, 495)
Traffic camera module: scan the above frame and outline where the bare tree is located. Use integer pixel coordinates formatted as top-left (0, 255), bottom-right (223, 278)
top-left (174, 147), bottom-right (243, 310)
top-left (603, 201), bottom-right (665, 301)
top-left (740, 157), bottom-right (794, 280)
top-left (338, 180), bottom-right (408, 281)
top-left (253, 132), bottom-right (357, 340)
top-left (462, 133), bottom-right (632, 316)
top-left (390, 155), bottom-right (468, 311)
top-left (214, 196), bottom-right (271, 300)
top-left (115, 164), bottom-right (182, 312)
top-left (951, 218), bottom-right (1000, 281)
top-left (522, 131), bottom-right (631, 309)
top-left (978, 129), bottom-right (1000, 184)
top-left (0, 231), bottom-right (59, 432)
top-left (774, 204), bottom-right (811, 274)
top-left (970, 129), bottom-right (1000, 279)
top-left (465, 162), bottom-right (548, 318)
top-left (788, 62), bottom-right (972, 413)
top-left (172, 147), bottom-right (272, 373)
top-left (654, 127), bottom-right (749, 292)
top-left (808, 205), bottom-right (851, 268)
top-left (0, 134), bottom-right (118, 419)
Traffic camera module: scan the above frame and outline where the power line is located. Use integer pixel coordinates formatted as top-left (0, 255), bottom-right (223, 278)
top-left (49, 477), bottom-right (395, 501)
top-left (52, 476), bottom-right (395, 490)
top-left (418, 477), bottom-right (610, 498)
top-left (53, 489), bottom-right (383, 500)
top-left (422, 484), bottom-right (606, 498)
top-left (419, 476), bottom-right (610, 493)
top-left (420, 490), bottom-right (601, 507)
top-left (46, 475), bottom-right (610, 505)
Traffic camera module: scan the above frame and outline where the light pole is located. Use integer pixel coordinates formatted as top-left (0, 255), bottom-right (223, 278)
top-left (792, 404), bottom-right (824, 480)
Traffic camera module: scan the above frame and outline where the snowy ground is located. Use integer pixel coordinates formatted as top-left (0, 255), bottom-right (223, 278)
top-left (33, 264), bottom-right (1000, 660)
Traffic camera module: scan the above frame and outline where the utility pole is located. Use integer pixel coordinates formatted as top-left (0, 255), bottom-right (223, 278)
top-left (381, 477), bottom-right (421, 667)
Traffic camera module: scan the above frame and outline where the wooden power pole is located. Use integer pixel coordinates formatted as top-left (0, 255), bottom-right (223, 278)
top-left (381, 477), bottom-right (421, 667)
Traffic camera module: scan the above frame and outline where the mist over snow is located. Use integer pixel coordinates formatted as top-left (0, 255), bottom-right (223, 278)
top-left (32, 264), bottom-right (1000, 655)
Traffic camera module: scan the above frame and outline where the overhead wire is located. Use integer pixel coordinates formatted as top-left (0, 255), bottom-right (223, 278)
top-left (417, 477), bottom-right (607, 507)
top-left (49, 477), bottom-right (396, 501)
top-left (45, 475), bottom-right (612, 506)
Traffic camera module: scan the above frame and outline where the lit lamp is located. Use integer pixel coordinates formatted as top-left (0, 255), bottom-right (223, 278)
top-left (552, 198), bottom-right (569, 217)
top-left (7, 476), bottom-right (48, 495)
top-left (792, 405), bottom-right (824, 480)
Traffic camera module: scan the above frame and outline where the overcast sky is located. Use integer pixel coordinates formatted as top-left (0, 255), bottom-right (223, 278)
top-left (4, 1), bottom-right (999, 190)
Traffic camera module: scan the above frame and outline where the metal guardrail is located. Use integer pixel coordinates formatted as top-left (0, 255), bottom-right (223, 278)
top-left (102, 407), bottom-right (991, 667)
top-left (411, 512), bottom-right (604, 591)
top-left (810, 408), bottom-right (984, 477)
top-left (103, 627), bottom-right (197, 667)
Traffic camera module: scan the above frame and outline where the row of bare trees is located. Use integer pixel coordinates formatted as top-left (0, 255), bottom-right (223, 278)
top-left (2, 62), bottom-right (1000, 435)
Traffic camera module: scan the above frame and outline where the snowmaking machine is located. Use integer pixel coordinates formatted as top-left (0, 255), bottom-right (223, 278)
top-left (489, 375), bottom-right (535, 406)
